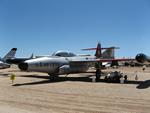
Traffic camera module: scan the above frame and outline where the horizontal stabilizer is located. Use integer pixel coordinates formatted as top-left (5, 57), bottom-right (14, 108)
top-left (82, 47), bottom-right (120, 51)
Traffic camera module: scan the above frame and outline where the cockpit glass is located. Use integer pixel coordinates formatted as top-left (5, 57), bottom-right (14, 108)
top-left (52, 51), bottom-right (76, 57)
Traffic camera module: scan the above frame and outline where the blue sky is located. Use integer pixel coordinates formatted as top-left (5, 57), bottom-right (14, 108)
top-left (0, 0), bottom-right (150, 58)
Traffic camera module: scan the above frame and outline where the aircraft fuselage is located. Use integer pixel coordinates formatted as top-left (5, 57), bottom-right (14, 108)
top-left (19, 56), bottom-right (94, 75)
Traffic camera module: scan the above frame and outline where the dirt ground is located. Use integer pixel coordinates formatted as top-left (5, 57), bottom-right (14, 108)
top-left (0, 65), bottom-right (150, 113)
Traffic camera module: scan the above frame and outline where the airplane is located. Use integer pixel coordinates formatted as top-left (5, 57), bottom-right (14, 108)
top-left (0, 48), bottom-right (17, 69)
top-left (18, 43), bottom-right (132, 81)
top-left (6, 46), bottom-right (117, 67)
top-left (6, 53), bottom-right (33, 65)
top-left (135, 53), bottom-right (150, 63)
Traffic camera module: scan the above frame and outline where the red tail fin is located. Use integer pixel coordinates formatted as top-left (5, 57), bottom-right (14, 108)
top-left (82, 43), bottom-right (120, 58)
top-left (81, 42), bottom-right (102, 58)
top-left (95, 43), bottom-right (101, 58)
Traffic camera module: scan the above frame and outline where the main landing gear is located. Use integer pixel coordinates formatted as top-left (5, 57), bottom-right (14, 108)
top-left (95, 69), bottom-right (101, 82)
top-left (95, 62), bottom-right (102, 82)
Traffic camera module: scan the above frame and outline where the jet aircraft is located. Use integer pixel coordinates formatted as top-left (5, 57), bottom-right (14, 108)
top-left (0, 48), bottom-right (17, 69)
top-left (18, 43), bottom-right (132, 81)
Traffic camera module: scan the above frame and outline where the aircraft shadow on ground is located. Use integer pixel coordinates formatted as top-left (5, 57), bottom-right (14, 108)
top-left (0, 72), bottom-right (10, 77)
top-left (0, 73), bottom-right (9, 77)
top-left (13, 74), bottom-right (102, 86)
top-left (12, 74), bottom-right (148, 88)
top-left (136, 80), bottom-right (150, 89)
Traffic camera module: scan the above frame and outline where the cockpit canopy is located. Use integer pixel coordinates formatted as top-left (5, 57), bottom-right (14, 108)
top-left (52, 51), bottom-right (76, 57)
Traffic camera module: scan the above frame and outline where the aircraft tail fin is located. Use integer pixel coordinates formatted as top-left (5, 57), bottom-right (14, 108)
top-left (95, 43), bottom-right (101, 58)
top-left (82, 43), bottom-right (119, 58)
top-left (82, 42), bottom-right (102, 58)
top-left (2, 48), bottom-right (17, 61)
top-left (102, 47), bottom-right (120, 59)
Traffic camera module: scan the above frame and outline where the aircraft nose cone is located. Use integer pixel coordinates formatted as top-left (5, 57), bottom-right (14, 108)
top-left (18, 63), bottom-right (28, 71)
top-left (135, 54), bottom-right (146, 63)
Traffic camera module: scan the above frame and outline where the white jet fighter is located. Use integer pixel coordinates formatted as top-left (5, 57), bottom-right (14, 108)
top-left (0, 48), bottom-right (17, 69)
top-left (18, 43), bottom-right (131, 81)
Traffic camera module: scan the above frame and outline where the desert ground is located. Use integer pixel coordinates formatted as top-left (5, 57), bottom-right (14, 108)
top-left (0, 65), bottom-right (150, 113)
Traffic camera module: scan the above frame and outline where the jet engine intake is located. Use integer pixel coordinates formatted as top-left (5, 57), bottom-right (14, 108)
top-left (135, 53), bottom-right (147, 63)
top-left (18, 63), bottom-right (28, 71)
top-left (59, 65), bottom-right (70, 74)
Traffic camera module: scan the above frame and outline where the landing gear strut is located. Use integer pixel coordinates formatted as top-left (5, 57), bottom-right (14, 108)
top-left (95, 62), bottom-right (102, 82)
top-left (96, 69), bottom-right (101, 81)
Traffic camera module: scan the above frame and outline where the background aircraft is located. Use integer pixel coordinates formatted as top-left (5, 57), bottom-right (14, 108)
top-left (82, 46), bottom-right (120, 67)
top-left (0, 48), bottom-right (17, 69)
top-left (135, 53), bottom-right (150, 63)
top-left (18, 43), bottom-right (132, 81)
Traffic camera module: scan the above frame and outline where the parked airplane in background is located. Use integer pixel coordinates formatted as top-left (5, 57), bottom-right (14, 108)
top-left (82, 46), bottom-right (120, 67)
top-left (18, 43), bottom-right (132, 81)
top-left (82, 46), bottom-right (119, 59)
top-left (135, 53), bottom-right (150, 63)
top-left (0, 48), bottom-right (17, 69)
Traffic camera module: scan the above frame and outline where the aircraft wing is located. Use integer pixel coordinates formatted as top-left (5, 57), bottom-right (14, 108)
top-left (69, 59), bottom-right (96, 66)
top-left (70, 58), bottom-right (134, 63)
top-left (69, 58), bottom-right (134, 68)
top-left (98, 58), bottom-right (134, 62)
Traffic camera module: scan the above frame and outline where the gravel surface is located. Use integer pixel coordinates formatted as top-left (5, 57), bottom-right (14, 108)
top-left (0, 65), bottom-right (150, 113)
